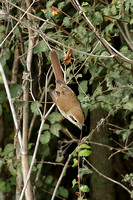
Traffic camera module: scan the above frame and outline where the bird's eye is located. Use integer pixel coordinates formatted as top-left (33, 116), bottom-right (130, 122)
top-left (69, 115), bottom-right (77, 123)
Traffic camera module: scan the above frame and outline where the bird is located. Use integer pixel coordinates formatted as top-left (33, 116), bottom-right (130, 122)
top-left (49, 50), bottom-right (84, 129)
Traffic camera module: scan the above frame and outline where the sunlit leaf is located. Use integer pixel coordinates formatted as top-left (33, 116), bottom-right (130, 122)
top-left (80, 185), bottom-right (90, 192)
top-left (78, 149), bottom-right (92, 157)
top-left (72, 179), bottom-right (78, 188)
top-left (72, 158), bottom-right (78, 167)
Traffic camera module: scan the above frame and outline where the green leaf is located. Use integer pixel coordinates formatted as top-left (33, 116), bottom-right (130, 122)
top-left (131, 190), bottom-right (133, 199)
top-left (37, 163), bottom-right (42, 169)
top-left (30, 101), bottom-right (42, 115)
top-left (0, 90), bottom-right (6, 103)
top-left (122, 130), bottom-right (131, 142)
top-left (79, 167), bottom-right (93, 175)
top-left (63, 17), bottom-right (73, 27)
top-left (2, 49), bottom-right (11, 61)
top-left (40, 131), bottom-right (51, 144)
top-left (78, 80), bottom-right (88, 94)
top-left (76, 74), bottom-right (83, 79)
top-left (56, 151), bottom-right (64, 162)
top-left (110, 4), bottom-right (117, 15)
top-left (103, 7), bottom-right (111, 16)
top-left (129, 121), bottom-right (133, 129)
top-left (78, 149), bottom-right (92, 157)
top-left (44, 7), bottom-right (52, 19)
top-left (79, 144), bottom-right (91, 149)
top-left (35, 180), bottom-right (43, 188)
top-left (73, 151), bottom-right (78, 157)
top-left (47, 112), bottom-right (63, 124)
top-left (0, 26), bottom-right (6, 33)
top-left (50, 123), bottom-right (62, 137)
top-left (58, 186), bottom-right (69, 198)
top-left (10, 84), bottom-right (22, 99)
top-left (9, 176), bottom-right (16, 186)
top-left (42, 124), bottom-right (50, 130)
top-left (8, 160), bottom-right (17, 176)
top-left (93, 12), bottom-right (103, 26)
top-left (82, 2), bottom-right (89, 6)
top-left (15, 101), bottom-right (27, 111)
top-left (45, 175), bottom-right (53, 185)
top-left (123, 102), bottom-right (133, 111)
top-left (0, 181), bottom-right (7, 193)
top-left (33, 40), bottom-right (48, 54)
top-left (2, 144), bottom-right (14, 156)
top-left (72, 158), bottom-right (78, 167)
top-left (58, 2), bottom-right (66, 9)
top-left (41, 23), bottom-right (54, 31)
top-left (0, 181), bottom-right (11, 193)
top-left (130, 19), bottom-right (133, 24)
top-left (105, 22), bottom-right (115, 35)
top-left (41, 145), bottom-right (50, 157)
top-left (123, 173), bottom-right (133, 182)
top-left (80, 185), bottom-right (90, 192)
top-left (72, 179), bottom-right (78, 188)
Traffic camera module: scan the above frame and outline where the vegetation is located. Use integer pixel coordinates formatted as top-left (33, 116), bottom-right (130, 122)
top-left (0, 0), bottom-right (133, 199)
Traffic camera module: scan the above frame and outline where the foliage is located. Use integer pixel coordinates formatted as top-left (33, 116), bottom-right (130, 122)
top-left (0, 0), bottom-right (133, 199)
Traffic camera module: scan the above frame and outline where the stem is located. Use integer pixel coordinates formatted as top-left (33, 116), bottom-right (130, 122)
top-left (19, 104), bottom-right (55, 200)
top-left (84, 158), bottom-right (131, 195)
top-left (0, 62), bottom-right (22, 148)
top-left (51, 150), bottom-right (75, 200)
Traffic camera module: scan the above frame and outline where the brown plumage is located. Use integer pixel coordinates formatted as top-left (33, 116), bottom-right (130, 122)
top-left (50, 50), bottom-right (84, 129)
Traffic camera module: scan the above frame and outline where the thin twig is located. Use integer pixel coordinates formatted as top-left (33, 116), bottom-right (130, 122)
top-left (82, 109), bottom-right (118, 141)
top-left (84, 158), bottom-right (131, 195)
top-left (70, 0), bottom-right (133, 65)
top-left (6, 0), bottom-right (55, 26)
top-left (51, 150), bottom-right (75, 200)
top-left (19, 104), bottom-right (55, 200)
top-left (28, 69), bottom-right (53, 140)
top-left (38, 161), bottom-right (64, 166)
top-left (11, 45), bottom-right (19, 84)
top-left (0, 0), bottom-right (36, 47)
top-left (77, 146), bottom-right (81, 198)
top-left (0, 62), bottom-right (22, 149)
top-left (21, 0), bottom-right (35, 199)
top-left (116, 22), bottom-right (133, 51)
top-left (42, 33), bottom-right (115, 59)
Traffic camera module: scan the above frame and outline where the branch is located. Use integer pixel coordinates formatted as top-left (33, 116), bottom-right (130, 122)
top-left (70, 0), bottom-right (133, 65)
top-left (0, 62), bottom-right (22, 149)
top-left (11, 45), bottom-right (19, 84)
top-left (21, 0), bottom-right (36, 199)
top-left (116, 22), bottom-right (133, 51)
top-left (51, 150), bottom-right (75, 200)
top-left (6, 0), bottom-right (55, 26)
top-left (0, 0), bottom-right (36, 47)
top-left (28, 67), bottom-right (53, 140)
top-left (84, 158), bottom-right (131, 195)
top-left (19, 103), bottom-right (55, 200)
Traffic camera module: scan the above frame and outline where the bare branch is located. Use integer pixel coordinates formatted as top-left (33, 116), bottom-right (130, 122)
top-left (0, 62), bottom-right (22, 149)
top-left (51, 150), bottom-right (75, 200)
top-left (84, 158), bottom-right (131, 195)
top-left (11, 45), bottom-right (19, 84)
top-left (70, 0), bottom-right (133, 65)
top-left (19, 103), bottom-right (55, 200)
top-left (0, 0), bottom-right (36, 47)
